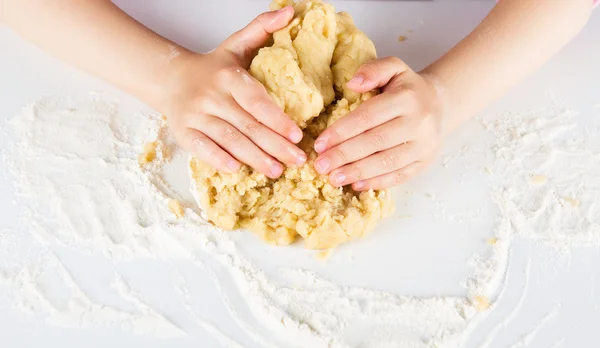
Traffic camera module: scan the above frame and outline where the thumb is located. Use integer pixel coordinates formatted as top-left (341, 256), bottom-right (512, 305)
top-left (346, 56), bottom-right (410, 93)
top-left (221, 6), bottom-right (294, 65)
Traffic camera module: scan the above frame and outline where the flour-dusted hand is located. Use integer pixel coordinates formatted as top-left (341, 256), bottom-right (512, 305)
top-left (166, 6), bottom-right (306, 178)
top-left (313, 57), bottom-right (443, 190)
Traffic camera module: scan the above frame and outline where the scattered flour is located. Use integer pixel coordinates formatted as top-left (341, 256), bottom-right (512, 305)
top-left (505, 305), bottom-right (560, 348)
top-left (482, 109), bottom-right (600, 247)
top-left (478, 259), bottom-right (532, 348)
top-left (0, 94), bottom-right (599, 347)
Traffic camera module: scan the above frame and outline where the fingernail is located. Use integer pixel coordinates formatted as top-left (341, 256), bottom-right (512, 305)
top-left (315, 157), bottom-right (330, 174)
top-left (349, 74), bottom-right (365, 86)
top-left (333, 171), bottom-right (347, 185)
top-left (269, 6), bottom-right (290, 26)
top-left (289, 129), bottom-right (303, 143)
top-left (269, 161), bottom-right (283, 178)
top-left (274, 6), bottom-right (291, 18)
top-left (227, 159), bottom-right (240, 172)
top-left (296, 152), bottom-right (307, 167)
top-left (314, 139), bottom-right (327, 154)
top-left (353, 181), bottom-right (365, 190)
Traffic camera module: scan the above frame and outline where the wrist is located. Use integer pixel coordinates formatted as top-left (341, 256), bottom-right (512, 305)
top-left (141, 48), bottom-right (200, 116)
top-left (419, 67), bottom-right (453, 138)
top-left (419, 63), bottom-right (474, 138)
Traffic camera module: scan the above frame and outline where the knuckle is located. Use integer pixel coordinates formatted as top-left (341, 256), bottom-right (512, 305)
top-left (334, 146), bottom-right (349, 164)
top-left (278, 143), bottom-right (290, 158)
top-left (243, 120), bottom-right (261, 137)
top-left (399, 88), bottom-right (418, 102)
top-left (369, 130), bottom-right (386, 146)
top-left (190, 134), bottom-right (208, 152)
top-left (386, 56), bottom-right (404, 66)
top-left (209, 148), bottom-right (224, 165)
top-left (254, 13), bottom-right (270, 29)
top-left (388, 93), bottom-right (406, 111)
top-left (360, 62), bottom-right (379, 77)
top-left (413, 111), bottom-right (433, 130)
top-left (352, 164), bottom-right (364, 180)
top-left (394, 170), bottom-right (408, 185)
top-left (354, 108), bottom-right (371, 126)
top-left (328, 127), bottom-right (343, 143)
top-left (221, 126), bottom-right (239, 142)
top-left (218, 66), bottom-right (239, 84)
top-left (247, 96), bottom-right (267, 112)
top-left (371, 177), bottom-right (383, 190)
top-left (388, 56), bottom-right (409, 72)
top-left (193, 96), bottom-right (220, 114)
top-left (258, 156), bottom-right (275, 174)
top-left (381, 154), bottom-right (396, 169)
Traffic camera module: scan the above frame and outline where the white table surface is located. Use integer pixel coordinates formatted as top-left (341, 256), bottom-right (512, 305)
top-left (0, 1), bottom-right (599, 347)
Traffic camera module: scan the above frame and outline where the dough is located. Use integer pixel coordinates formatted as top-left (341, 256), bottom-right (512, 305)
top-left (189, 0), bottom-right (394, 250)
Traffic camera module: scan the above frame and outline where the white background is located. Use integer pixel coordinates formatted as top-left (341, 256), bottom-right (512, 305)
top-left (0, 1), bottom-right (599, 347)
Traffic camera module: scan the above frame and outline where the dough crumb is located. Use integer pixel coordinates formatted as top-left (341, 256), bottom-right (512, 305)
top-left (562, 197), bottom-right (580, 208)
top-left (168, 199), bottom-right (185, 219)
top-left (529, 174), bottom-right (547, 185)
top-left (188, 0), bottom-right (394, 250)
top-left (398, 35), bottom-right (408, 42)
top-left (487, 237), bottom-right (498, 245)
top-left (138, 142), bottom-right (158, 166)
top-left (316, 249), bottom-right (333, 262)
top-left (473, 296), bottom-right (490, 311)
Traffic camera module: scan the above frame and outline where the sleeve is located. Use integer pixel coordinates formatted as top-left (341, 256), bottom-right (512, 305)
top-left (496, 0), bottom-right (597, 8)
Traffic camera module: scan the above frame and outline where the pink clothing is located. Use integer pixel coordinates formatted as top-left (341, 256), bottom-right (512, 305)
top-left (498, 0), bottom-right (597, 8)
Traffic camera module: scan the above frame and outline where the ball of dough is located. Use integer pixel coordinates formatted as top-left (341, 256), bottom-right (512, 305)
top-left (189, 0), bottom-right (395, 250)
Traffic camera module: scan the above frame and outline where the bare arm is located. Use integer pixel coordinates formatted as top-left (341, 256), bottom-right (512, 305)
top-left (314, 0), bottom-right (593, 190)
top-left (0, 0), bottom-right (189, 112)
top-left (0, 0), bottom-right (306, 177)
top-left (422, 0), bottom-right (593, 134)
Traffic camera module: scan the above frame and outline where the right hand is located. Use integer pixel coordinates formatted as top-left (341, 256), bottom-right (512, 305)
top-left (165, 6), bottom-right (306, 178)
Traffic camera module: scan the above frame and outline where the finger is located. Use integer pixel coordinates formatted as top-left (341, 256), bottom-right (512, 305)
top-left (314, 92), bottom-right (405, 154)
top-left (328, 142), bottom-right (419, 187)
top-left (314, 118), bottom-right (412, 175)
top-left (352, 161), bottom-right (424, 191)
top-left (214, 100), bottom-right (307, 166)
top-left (230, 70), bottom-right (303, 143)
top-left (346, 56), bottom-right (410, 93)
top-left (181, 128), bottom-right (240, 173)
top-left (221, 6), bottom-right (295, 65)
top-left (188, 115), bottom-right (284, 178)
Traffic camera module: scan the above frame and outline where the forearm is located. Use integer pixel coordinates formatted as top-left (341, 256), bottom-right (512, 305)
top-left (0, 0), bottom-right (193, 112)
top-left (421, 0), bottom-right (593, 135)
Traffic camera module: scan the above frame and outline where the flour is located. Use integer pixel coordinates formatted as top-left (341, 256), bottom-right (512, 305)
top-left (478, 259), bottom-right (532, 348)
top-left (0, 94), bottom-right (599, 347)
top-left (0, 250), bottom-right (183, 336)
top-left (482, 108), bottom-right (600, 248)
top-left (505, 305), bottom-right (560, 348)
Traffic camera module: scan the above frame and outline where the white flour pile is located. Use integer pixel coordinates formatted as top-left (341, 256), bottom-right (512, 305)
top-left (0, 95), bottom-right (599, 347)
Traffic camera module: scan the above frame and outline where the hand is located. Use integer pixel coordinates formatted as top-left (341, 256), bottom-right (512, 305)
top-left (313, 57), bottom-right (444, 190)
top-left (165, 7), bottom-right (307, 178)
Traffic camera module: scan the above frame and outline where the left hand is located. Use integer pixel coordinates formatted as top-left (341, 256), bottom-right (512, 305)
top-left (313, 57), bottom-right (444, 191)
